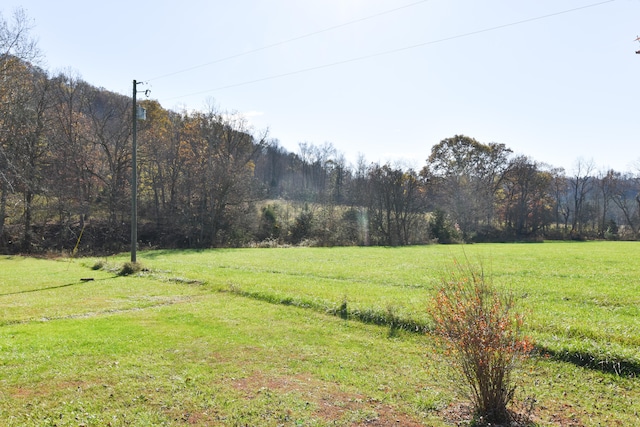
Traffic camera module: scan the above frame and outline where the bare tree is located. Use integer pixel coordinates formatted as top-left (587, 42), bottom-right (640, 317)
top-left (0, 8), bottom-right (39, 69)
top-left (609, 171), bottom-right (640, 238)
top-left (296, 141), bottom-right (337, 200)
top-left (596, 169), bottom-right (617, 237)
top-left (569, 159), bottom-right (595, 234)
top-left (48, 72), bottom-right (97, 235)
top-left (81, 86), bottom-right (131, 232)
top-left (548, 167), bottom-right (568, 232)
top-left (0, 8), bottom-right (40, 248)
top-left (367, 163), bottom-right (425, 245)
top-left (501, 156), bottom-right (554, 237)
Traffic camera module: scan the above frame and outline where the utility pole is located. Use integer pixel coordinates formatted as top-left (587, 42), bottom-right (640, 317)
top-left (131, 80), bottom-right (147, 263)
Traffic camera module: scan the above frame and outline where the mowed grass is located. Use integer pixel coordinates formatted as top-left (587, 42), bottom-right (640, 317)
top-left (0, 242), bottom-right (638, 426)
top-left (120, 242), bottom-right (640, 373)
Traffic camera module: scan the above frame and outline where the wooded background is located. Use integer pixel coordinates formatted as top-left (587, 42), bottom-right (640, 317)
top-left (2, 10), bottom-right (638, 254)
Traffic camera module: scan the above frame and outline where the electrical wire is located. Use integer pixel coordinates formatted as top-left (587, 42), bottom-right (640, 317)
top-left (146, 0), bottom-right (434, 82)
top-left (160, 0), bottom-right (616, 102)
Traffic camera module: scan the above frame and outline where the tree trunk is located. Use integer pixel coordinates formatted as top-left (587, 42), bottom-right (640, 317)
top-left (22, 189), bottom-right (33, 252)
top-left (0, 180), bottom-right (7, 246)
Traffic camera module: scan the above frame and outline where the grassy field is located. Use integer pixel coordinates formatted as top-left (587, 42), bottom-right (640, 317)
top-left (0, 242), bottom-right (638, 426)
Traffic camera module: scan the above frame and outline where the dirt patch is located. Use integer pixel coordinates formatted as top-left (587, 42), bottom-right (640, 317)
top-left (230, 371), bottom-right (425, 426)
top-left (440, 400), bottom-right (594, 427)
top-left (533, 402), bottom-right (589, 427)
top-left (10, 380), bottom-right (89, 399)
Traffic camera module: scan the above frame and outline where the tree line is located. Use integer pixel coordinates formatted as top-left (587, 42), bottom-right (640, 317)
top-left (2, 9), bottom-right (639, 254)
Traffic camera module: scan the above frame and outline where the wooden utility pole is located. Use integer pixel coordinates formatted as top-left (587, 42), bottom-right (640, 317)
top-left (131, 80), bottom-right (138, 263)
top-left (131, 80), bottom-right (146, 263)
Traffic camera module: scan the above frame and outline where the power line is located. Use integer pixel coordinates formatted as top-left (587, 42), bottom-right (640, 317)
top-left (146, 0), bottom-right (434, 82)
top-left (161, 0), bottom-right (616, 103)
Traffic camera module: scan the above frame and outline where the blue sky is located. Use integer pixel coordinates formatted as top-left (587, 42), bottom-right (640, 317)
top-left (4, 0), bottom-right (640, 173)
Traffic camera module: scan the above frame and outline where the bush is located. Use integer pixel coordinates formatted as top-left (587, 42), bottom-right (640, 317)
top-left (428, 260), bottom-right (532, 425)
top-left (289, 210), bottom-right (314, 244)
top-left (258, 204), bottom-right (281, 241)
top-left (91, 260), bottom-right (104, 270)
top-left (429, 209), bottom-right (459, 244)
top-left (118, 261), bottom-right (142, 276)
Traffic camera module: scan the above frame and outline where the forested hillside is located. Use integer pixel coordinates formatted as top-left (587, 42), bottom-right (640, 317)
top-left (1, 10), bottom-right (639, 254)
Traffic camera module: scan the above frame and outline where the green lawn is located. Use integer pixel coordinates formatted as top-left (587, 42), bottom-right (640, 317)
top-left (119, 242), bottom-right (640, 374)
top-left (0, 242), bottom-right (638, 426)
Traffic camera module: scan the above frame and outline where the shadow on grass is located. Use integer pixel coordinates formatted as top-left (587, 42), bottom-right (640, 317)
top-left (539, 347), bottom-right (640, 377)
top-left (225, 285), bottom-right (431, 333)
top-left (137, 248), bottom-right (240, 259)
top-left (224, 285), bottom-right (639, 378)
top-left (0, 277), bottom-right (115, 296)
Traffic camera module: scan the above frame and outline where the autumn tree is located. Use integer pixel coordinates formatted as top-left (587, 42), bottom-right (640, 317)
top-left (422, 135), bottom-right (511, 240)
top-left (500, 156), bottom-right (554, 238)
top-left (17, 69), bottom-right (55, 251)
top-left (0, 61), bottom-right (54, 251)
top-left (0, 8), bottom-right (40, 249)
top-left (48, 73), bottom-right (97, 240)
top-left (168, 108), bottom-right (267, 246)
top-left (80, 86), bottom-right (132, 242)
top-left (135, 99), bottom-right (177, 233)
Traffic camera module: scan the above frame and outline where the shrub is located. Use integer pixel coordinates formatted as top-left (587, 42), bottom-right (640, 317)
top-left (289, 210), bottom-right (314, 244)
top-left (118, 261), bottom-right (142, 276)
top-left (91, 260), bottom-right (104, 270)
top-left (258, 204), bottom-right (281, 241)
top-left (429, 209), bottom-right (459, 244)
top-left (428, 260), bottom-right (532, 425)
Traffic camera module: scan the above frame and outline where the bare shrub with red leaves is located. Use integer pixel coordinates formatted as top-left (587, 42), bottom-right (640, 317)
top-left (428, 260), bottom-right (533, 425)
